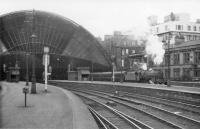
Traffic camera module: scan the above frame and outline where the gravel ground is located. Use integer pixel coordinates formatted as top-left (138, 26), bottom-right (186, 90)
top-left (0, 81), bottom-right (93, 129)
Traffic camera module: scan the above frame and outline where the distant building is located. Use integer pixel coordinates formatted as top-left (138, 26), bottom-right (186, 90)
top-left (150, 13), bottom-right (200, 81)
top-left (101, 31), bottom-right (146, 71)
top-left (164, 12), bottom-right (190, 22)
top-left (153, 40), bottom-right (200, 81)
top-left (150, 12), bottom-right (200, 45)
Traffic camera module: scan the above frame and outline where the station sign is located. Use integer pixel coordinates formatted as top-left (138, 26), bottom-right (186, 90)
top-left (23, 87), bottom-right (29, 94)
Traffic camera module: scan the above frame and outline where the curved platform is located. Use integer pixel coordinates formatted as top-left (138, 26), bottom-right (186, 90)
top-left (0, 82), bottom-right (98, 129)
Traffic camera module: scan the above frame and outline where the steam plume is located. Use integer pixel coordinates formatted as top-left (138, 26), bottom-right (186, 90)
top-left (122, 23), bottom-right (165, 65)
top-left (146, 35), bottom-right (165, 64)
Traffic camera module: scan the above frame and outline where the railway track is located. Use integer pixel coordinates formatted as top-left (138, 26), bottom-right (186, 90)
top-left (89, 89), bottom-right (200, 122)
top-left (122, 92), bottom-right (200, 113)
top-left (121, 92), bottom-right (200, 119)
top-left (69, 88), bottom-right (200, 129)
top-left (68, 85), bottom-right (200, 117)
top-left (51, 83), bottom-right (200, 129)
top-left (89, 105), bottom-right (153, 129)
top-left (73, 90), bottom-right (184, 129)
top-left (68, 86), bottom-right (200, 120)
top-left (80, 94), bottom-right (151, 129)
top-left (88, 106), bottom-right (119, 129)
top-left (97, 87), bottom-right (200, 106)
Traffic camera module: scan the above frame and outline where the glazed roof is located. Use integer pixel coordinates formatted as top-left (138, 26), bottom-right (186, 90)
top-left (0, 10), bottom-right (110, 66)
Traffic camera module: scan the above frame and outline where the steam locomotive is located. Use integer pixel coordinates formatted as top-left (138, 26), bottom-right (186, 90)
top-left (91, 70), bottom-right (166, 84)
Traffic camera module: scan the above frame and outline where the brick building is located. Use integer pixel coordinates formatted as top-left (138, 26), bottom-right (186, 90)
top-left (153, 40), bottom-right (200, 81)
top-left (101, 31), bottom-right (146, 71)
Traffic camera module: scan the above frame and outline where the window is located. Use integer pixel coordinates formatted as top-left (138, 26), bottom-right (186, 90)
top-left (164, 55), bottom-right (170, 66)
top-left (177, 25), bottom-right (182, 30)
top-left (174, 53), bottom-right (180, 65)
top-left (194, 70), bottom-right (200, 77)
top-left (187, 26), bottom-right (191, 31)
top-left (165, 69), bottom-right (170, 79)
top-left (186, 35), bottom-right (190, 41)
top-left (192, 35), bottom-right (195, 40)
top-left (173, 68), bottom-right (180, 79)
top-left (188, 35), bottom-right (191, 40)
top-left (195, 52), bottom-right (200, 64)
top-left (184, 53), bottom-right (190, 64)
top-left (194, 35), bottom-right (197, 40)
top-left (194, 26), bottom-right (197, 31)
top-left (182, 68), bottom-right (191, 81)
top-left (183, 68), bottom-right (190, 76)
top-left (164, 56), bottom-right (167, 65)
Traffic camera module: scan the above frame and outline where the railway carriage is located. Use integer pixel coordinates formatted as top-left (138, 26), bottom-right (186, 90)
top-left (91, 70), bottom-right (166, 84)
top-left (91, 72), bottom-right (122, 82)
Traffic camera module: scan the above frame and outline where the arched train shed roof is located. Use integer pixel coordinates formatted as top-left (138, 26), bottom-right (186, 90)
top-left (0, 10), bottom-right (110, 67)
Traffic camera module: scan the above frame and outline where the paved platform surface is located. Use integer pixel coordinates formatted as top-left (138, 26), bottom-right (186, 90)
top-left (53, 80), bottom-right (200, 94)
top-left (0, 81), bottom-right (98, 129)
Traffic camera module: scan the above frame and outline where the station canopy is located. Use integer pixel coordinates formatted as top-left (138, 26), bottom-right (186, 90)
top-left (0, 10), bottom-right (110, 67)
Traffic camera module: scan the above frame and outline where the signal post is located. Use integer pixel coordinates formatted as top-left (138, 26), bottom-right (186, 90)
top-left (43, 46), bottom-right (50, 92)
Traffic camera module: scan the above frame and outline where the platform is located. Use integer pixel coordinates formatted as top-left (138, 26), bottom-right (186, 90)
top-left (51, 80), bottom-right (200, 94)
top-left (50, 80), bottom-right (200, 105)
top-left (0, 81), bottom-right (98, 129)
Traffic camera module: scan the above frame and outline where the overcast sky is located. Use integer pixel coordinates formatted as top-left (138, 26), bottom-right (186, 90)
top-left (0, 0), bottom-right (200, 38)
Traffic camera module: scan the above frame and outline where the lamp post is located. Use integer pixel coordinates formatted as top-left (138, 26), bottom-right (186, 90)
top-left (24, 12), bottom-right (32, 87)
top-left (91, 61), bottom-right (93, 81)
top-left (167, 33), bottom-right (171, 87)
top-left (120, 47), bottom-right (124, 83)
top-left (111, 54), bottom-right (119, 96)
top-left (111, 55), bottom-right (115, 82)
top-left (44, 46), bottom-right (49, 92)
top-left (114, 46), bottom-right (124, 82)
top-left (56, 58), bottom-right (60, 79)
top-left (31, 34), bottom-right (37, 93)
top-left (30, 10), bottom-right (37, 94)
top-left (0, 54), bottom-right (1, 82)
top-left (26, 53), bottom-right (29, 86)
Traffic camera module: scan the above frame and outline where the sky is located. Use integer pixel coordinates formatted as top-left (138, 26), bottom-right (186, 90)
top-left (0, 0), bottom-right (200, 38)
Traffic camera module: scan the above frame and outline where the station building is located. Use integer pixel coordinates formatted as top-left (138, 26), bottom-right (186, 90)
top-left (149, 13), bottom-right (200, 81)
top-left (0, 10), bottom-right (111, 81)
top-left (153, 40), bottom-right (200, 81)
